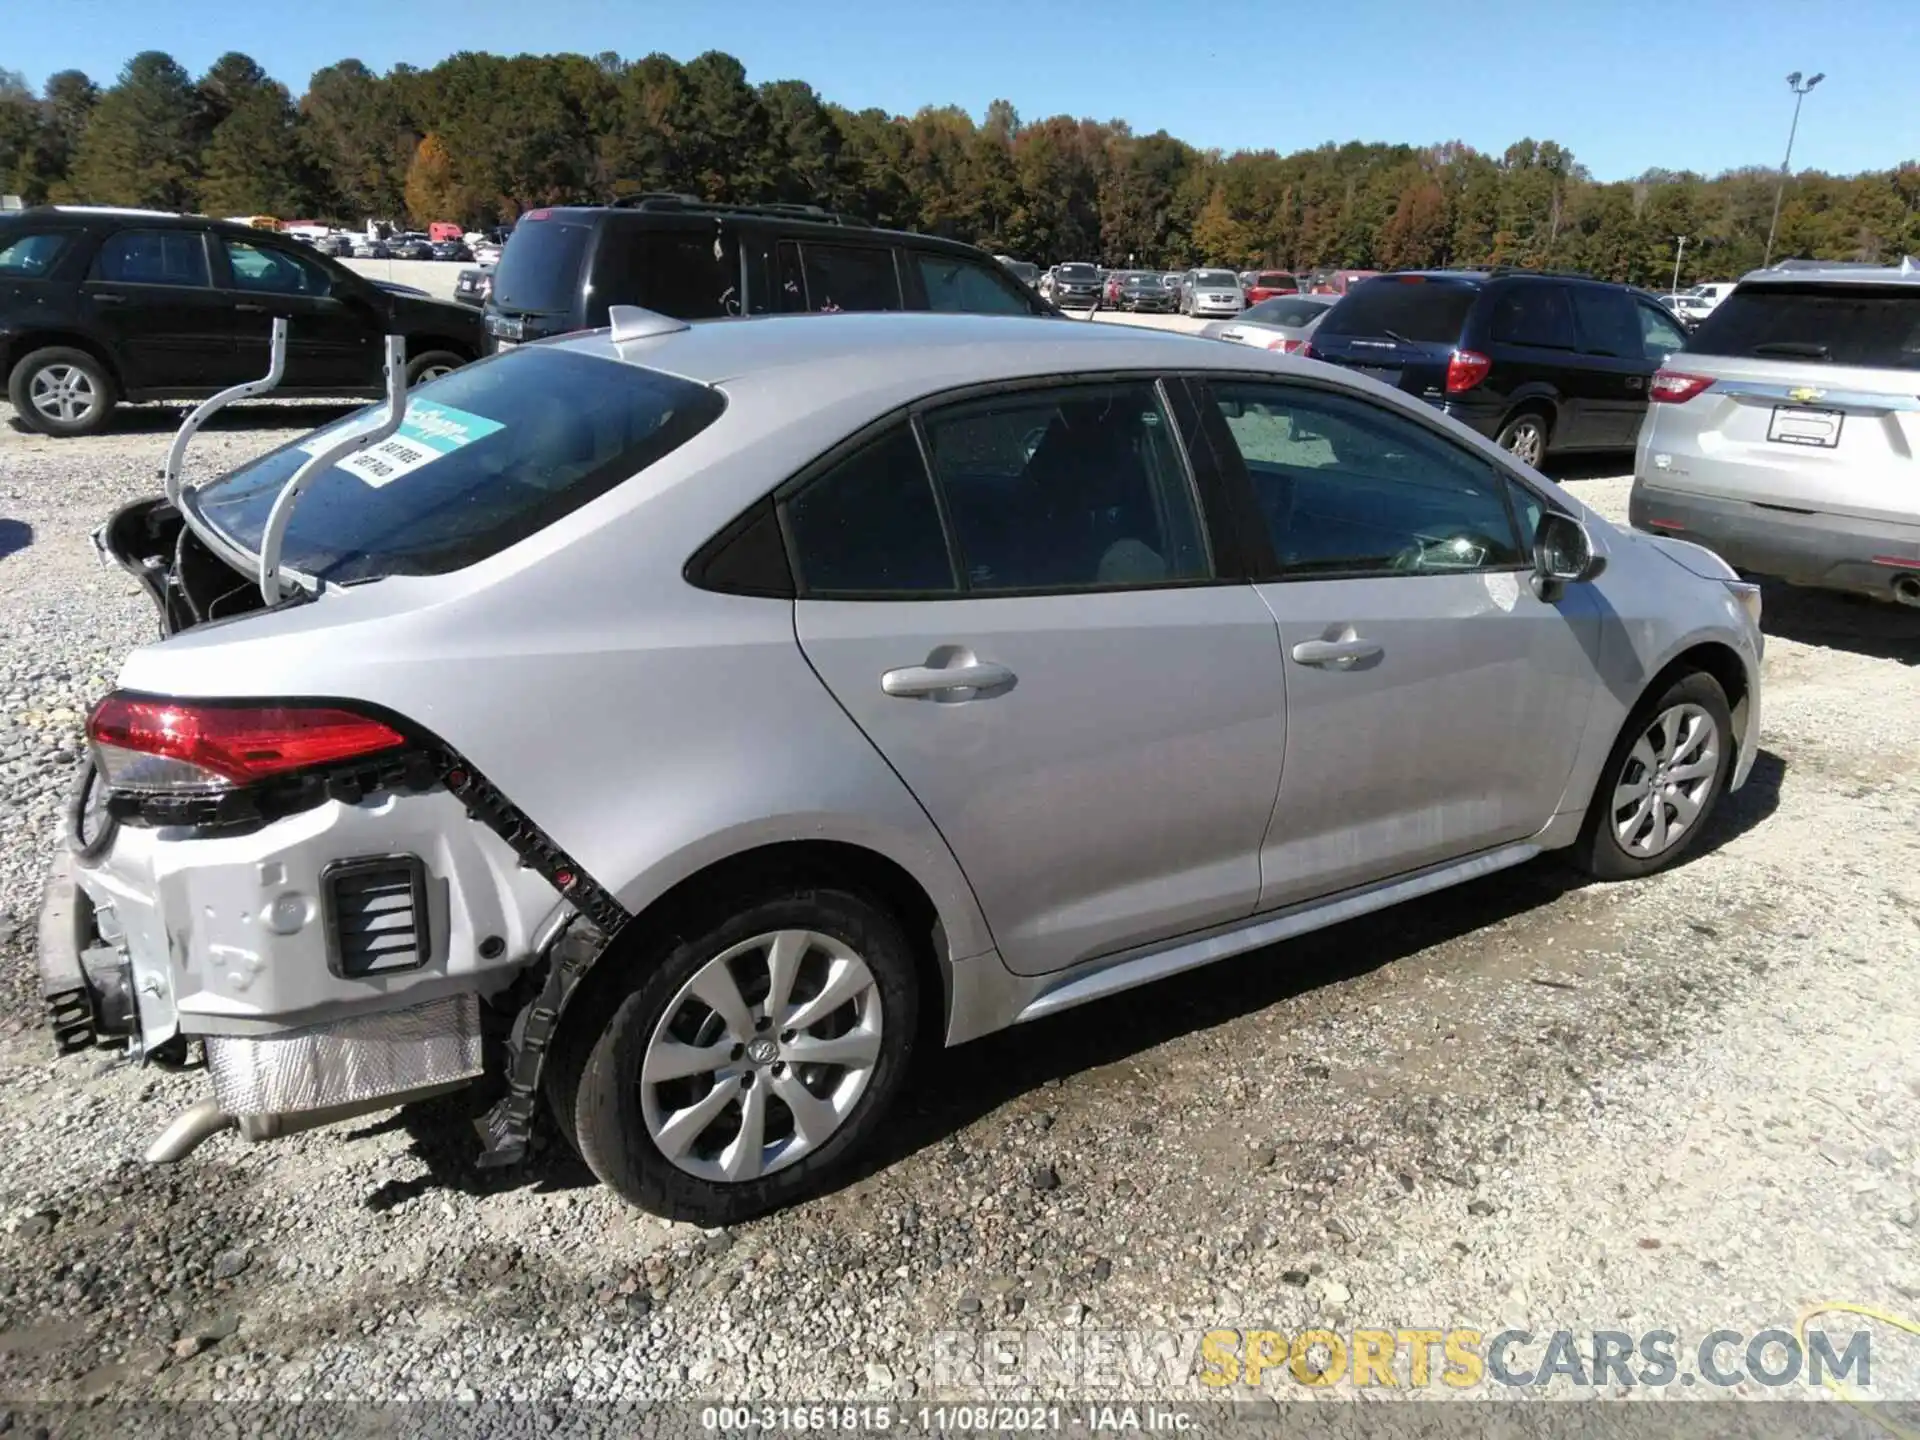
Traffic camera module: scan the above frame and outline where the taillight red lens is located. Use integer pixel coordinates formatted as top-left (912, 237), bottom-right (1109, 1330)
top-left (1299, 341), bottom-right (1315, 359)
top-left (86, 694), bottom-right (406, 793)
top-left (1650, 370), bottom-right (1714, 404)
top-left (1446, 349), bottom-right (1492, 394)
top-left (1265, 338), bottom-right (1305, 353)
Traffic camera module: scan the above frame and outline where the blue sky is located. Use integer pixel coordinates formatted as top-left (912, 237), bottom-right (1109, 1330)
top-left (10, 0), bottom-right (1914, 182)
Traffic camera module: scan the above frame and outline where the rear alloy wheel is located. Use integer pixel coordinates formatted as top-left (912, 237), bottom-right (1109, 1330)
top-left (8, 347), bottom-right (116, 437)
top-left (566, 887), bottom-right (919, 1223)
top-left (1572, 670), bottom-right (1733, 879)
top-left (1496, 410), bottom-right (1550, 469)
top-left (404, 349), bottom-right (465, 388)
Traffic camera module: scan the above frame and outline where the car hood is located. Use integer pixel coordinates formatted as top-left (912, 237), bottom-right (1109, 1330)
top-left (370, 279), bottom-right (430, 298)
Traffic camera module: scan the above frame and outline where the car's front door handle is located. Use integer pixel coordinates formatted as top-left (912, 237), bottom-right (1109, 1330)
top-left (92, 293), bottom-right (126, 305)
top-left (1290, 637), bottom-right (1382, 668)
top-left (234, 302), bottom-right (267, 314)
top-left (881, 661), bottom-right (1015, 698)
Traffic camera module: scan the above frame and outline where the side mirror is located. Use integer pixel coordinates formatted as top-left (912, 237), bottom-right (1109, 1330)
top-left (1532, 511), bottom-right (1606, 601)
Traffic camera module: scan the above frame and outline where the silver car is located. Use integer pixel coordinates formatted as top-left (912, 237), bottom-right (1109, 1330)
top-left (47, 310), bottom-right (1762, 1223)
top-left (1630, 260), bottom-right (1920, 603)
top-left (1201, 294), bottom-right (1336, 352)
top-left (1182, 268), bottom-right (1245, 318)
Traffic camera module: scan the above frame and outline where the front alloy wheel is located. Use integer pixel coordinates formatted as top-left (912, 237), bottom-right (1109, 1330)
top-left (1610, 702), bottom-right (1720, 859)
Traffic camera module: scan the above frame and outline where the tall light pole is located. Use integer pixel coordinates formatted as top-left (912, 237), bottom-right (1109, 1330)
top-left (1763, 70), bottom-right (1824, 268)
top-left (1673, 234), bottom-right (1688, 296)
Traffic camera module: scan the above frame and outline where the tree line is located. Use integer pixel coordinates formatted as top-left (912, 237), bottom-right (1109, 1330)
top-left (4, 49), bottom-right (1918, 287)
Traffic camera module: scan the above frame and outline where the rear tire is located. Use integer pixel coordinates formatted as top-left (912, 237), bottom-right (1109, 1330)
top-left (1569, 670), bottom-right (1734, 880)
top-left (558, 886), bottom-right (920, 1224)
top-left (1495, 408), bottom-right (1552, 469)
top-left (8, 347), bottom-right (116, 437)
top-left (404, 349), bottom-right (466, 387)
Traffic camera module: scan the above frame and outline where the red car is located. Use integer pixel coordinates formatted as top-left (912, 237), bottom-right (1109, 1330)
top-left (1307, 269), bottom-right (1381, 296)
top-left (1244, 271), bottom-right (1300, 303)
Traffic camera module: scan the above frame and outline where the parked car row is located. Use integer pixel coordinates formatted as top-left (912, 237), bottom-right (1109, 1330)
top-left (0, 206), bottom-right (487, 435)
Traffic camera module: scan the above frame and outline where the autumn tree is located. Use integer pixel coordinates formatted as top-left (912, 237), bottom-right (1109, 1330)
top-left (403, 132), bottom-right (469, 225)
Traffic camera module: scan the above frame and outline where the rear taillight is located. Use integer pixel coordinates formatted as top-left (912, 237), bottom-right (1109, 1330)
top-left (1650, 370), bottom-right (1714, 404)
top-left (1446, 349), bottom-right (1492, 394)
top-left (86, 694), bottom-right (406, 794)
top-left (1265, 338), bottom-right (1306, 353)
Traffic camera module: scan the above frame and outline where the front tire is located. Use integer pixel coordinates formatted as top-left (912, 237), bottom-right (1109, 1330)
top-left (562, 886), bottom-right (920, 1223)
top-left (8, 347), bottom-right (117, 437)
top-left (1570, 670), bottom-right (1733, 880)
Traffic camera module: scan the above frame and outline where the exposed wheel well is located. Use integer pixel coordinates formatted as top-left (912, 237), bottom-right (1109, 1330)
top-left (1645, 641), bottom-right (1751, 757)
top-left (3, 333), bottom-right (123, 392)
top-left (552, 841), bottom-right (949, 1071)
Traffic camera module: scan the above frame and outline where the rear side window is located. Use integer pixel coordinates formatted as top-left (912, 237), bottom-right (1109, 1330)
top-left (606, 228), bottom-right (742, 319)
top-left (1685, 285), bottom-right (1920, 370)
top-left (1491, 284), bottom-right (1578, 349)
top-left (914, 253), bottom-right (1032, 315)
top-left (0, 231), bottom-right (68, 277)
top-left (1568, 287), bottom-right (1640, 357)
top-left (492, 215), bottom-right (592, 314)
top-left (190, 349), bottom-right (725, 583)
top-left (1319, 279), bottom-right (1477, 343)
top-left (780, 242), bottom-right (900, 313)
top-left (90, 230), bottom-right (210, 288)
top-left (784, 426), bottom-right (954, 596)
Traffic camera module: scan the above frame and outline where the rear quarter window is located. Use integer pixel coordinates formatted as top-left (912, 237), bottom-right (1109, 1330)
top-left (1318, 279), bottom-right (1478, 343)
top-left (1685, 285), bottom-right (1920, 370)
top-left (190, 348), bottom-right (725, 583)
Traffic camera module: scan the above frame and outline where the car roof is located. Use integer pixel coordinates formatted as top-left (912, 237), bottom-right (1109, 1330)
top-left (1737, 258), bottom-right (1920, 287)
top-left (13, 206), bottom-right (305, 241)
top-left (524, 204), bottom-right (997, 258)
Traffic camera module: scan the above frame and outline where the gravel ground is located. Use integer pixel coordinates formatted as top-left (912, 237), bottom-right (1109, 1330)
top-left (1, 400), bottom-right (1917, 1420)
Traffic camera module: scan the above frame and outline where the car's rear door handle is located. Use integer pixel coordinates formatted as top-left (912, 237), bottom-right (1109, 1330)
top-left (1290, 637), bottom-right (1382, 667)
top-left (882, 661), bottom-right (1015, 698)
top-left (91, 293), bottom-right (126, 305)
top-left (234, 302), bottom-right (267, 314)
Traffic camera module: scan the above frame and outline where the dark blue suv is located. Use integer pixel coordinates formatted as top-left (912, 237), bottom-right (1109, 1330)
top-left (1307, 270), bottom-right (1690, 466)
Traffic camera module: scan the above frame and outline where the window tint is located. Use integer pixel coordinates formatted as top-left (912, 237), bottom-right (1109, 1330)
top-left (90, 229), bottom-right (210, 288)
top-left (1318, 278), bottom-right (1477, 342)
top-left (223, 240), bottom-right (332, 297)
top-left (1244, 296), bottom-right (1332, 327)
top-left (1637, 302), bottom-right (1687, 360)
top-left (1567, 287), bottom-right (1640, 357)
top-left (923, 383), bottom-right (1209, 592)
top-left (0, 231), bottom-right (67, 277)
top-left (914, 253), bottom-right (1032, 315)
top-left (784, 427), bottom-right (954, 596)
top-left (798, 244), bottom-right (900, 312)
top-left (191, 349), bottom-right (725, 584)
top-left (612, 228), bottom-right (741, 319)
top-left (1208, 381), bottom-right (1525, 577)
top-left (1253, 272), bottom-right (1297, 290)
top-left (491, 216), bottom-right (591, 314)
top-left (1491, 283), bottom-right (1578, 349)
top-left (1685, 285), bottom-right (1920, 371)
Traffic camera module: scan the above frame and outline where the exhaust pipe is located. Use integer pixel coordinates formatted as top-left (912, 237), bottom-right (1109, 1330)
top-left (144, 1098), bottom-right (236, 1163)
top-left (143, 1078), bottom-right (474, 1164)
top-left (1893, 575), bottom-right (1920, 609)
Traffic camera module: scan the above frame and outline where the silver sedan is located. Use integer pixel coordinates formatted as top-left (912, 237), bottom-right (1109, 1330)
top-left (1201, 294), bottom-right (1336, 352)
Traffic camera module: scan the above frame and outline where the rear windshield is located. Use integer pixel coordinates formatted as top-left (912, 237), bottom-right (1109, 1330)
top-left (491, 215), bottom-right (593, 315)
top-left (190, 348), bottom-right (725, 584)
top-left (1684, 284), bottom-right (1920, 370)
top-left (1254, 273), bottom-right (1295, 288)
top-left (1317, 278), bottom-right (1478, 343)
top-left (1244, 296), bottom-right (1332, 327)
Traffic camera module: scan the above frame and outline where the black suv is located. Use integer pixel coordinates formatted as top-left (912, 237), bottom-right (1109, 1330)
top-left (1307, 270), bottom-right (1691, 465)
top-left (483, 194), bottom-right (1060, 348)
top-left (1, 208), bottom-right (485, 437)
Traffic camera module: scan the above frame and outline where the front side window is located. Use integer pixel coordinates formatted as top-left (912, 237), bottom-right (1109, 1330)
top-left (90, 229), bottom-right (210, 288)
top-left (1207, 380), bottom-right (1526, 577)
top-left (1491, 283), bottom-right (1577, 349)
top-left (923, 382), bottom-right (1210, 592)
top-left (1637, 302), bottom-right (1687, 360)
top-left (0, 231), bottom-right (68, 277)
top-left (223, 240), bottom-right (332, 297)
top-left (784, 426), bottom-right (954, 596)
top-left (914, 253), bottom-right (1032, 315)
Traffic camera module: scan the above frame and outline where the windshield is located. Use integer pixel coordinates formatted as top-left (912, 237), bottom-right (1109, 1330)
top-left (1195, 270), bottom-right (1238, 286)
top-left (1316, 278), bottom-right (1478, 343)
top-left (190, 349), bottom-right (726, 584)
top-left (1243, 296), bottom-right (1332, 327)
top-left (491, 215), bottom-right (592, 314)
top-left (1684, 285), bottom-right (1920, 370)
top-left (1057, 264), bottom-right (1097, 281)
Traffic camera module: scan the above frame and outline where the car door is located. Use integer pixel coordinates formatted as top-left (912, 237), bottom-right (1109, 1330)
top-left (1193, 375), bottom-right (1600, 909)
top-left (1569, 285), bottom-right (1656, 448)
top-left (216, 236), bottom-right (378, 389)
top-left (1485, 281), bottom-right (1592, 445)
top-left (77, 228), bottom-right (229, 391)
top-left (789, 379), bottom-right (1289, 976)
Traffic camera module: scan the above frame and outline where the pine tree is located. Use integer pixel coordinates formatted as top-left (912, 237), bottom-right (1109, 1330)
top-left (67, 51), bottom-right (201, 209)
